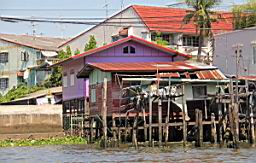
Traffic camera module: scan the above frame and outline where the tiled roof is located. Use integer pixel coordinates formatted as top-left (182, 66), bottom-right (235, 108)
top-left (132, 5), bottom-right (234, 34)
top-left (54, 35), bottom-right (191, 66)
top-left (0, 33), bottom-right (66, 51)
top-left (86, 61), bottom-right (217, 72)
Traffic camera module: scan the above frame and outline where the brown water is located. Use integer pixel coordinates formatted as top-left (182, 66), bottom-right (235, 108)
top-left (0, 144), bottom-right (255, 163)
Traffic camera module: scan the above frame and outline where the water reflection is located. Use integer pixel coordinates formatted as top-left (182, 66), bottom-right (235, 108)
top-left (0, 144), bottom-right (256, 163)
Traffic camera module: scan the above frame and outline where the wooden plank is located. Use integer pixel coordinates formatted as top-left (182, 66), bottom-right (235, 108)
top-left (158, 98), bottom-right (162, 147)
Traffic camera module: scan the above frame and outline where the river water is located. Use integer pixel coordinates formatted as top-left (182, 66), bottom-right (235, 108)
top-left (0, 144), bottom-right (255, 163)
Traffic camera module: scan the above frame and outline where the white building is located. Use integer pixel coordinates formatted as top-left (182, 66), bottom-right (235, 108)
top-left (213, 27), bottom-right (256, 77)
top-left (59, 5), bottom-right (233, 61)
top-left (0, 33), bottom-right (66, 95)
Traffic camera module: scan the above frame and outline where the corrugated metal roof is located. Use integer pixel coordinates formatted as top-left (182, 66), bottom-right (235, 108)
top-left (159, 70), bottom-right (226, 80)
top-left (0, 33), bottom-right (66, 51)
top-left (239, 76), bottom-right (256, 81)
top-left (87, 61), bottom-right (217, 72)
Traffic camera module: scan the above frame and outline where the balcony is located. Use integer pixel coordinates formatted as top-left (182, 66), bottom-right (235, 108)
top-left (36, 58), bottom-right (60, 67)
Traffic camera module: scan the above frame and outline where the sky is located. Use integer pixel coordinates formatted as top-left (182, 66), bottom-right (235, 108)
top-left (0, 0), bottom-right (246, 38)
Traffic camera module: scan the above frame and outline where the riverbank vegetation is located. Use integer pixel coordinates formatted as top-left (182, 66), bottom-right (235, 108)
top-left (0, 136), bottom-right (87, 148)
top-left (0, 84), bottom-right (44, 103)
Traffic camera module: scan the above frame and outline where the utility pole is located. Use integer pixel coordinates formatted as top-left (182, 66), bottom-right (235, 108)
top-left (232, 43), bottom-right (243, 103)
top-left (231, 43), bottom-right (243, 149)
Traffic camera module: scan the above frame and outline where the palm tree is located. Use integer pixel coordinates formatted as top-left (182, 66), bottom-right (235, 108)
top-left (183, 0), bottom-right (221, 62)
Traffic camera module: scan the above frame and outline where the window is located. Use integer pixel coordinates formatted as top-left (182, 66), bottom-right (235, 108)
top-left (123, 46), bottom-right (129, 54)
top-left (141, 32), bottom-right (148, 40)
top-left (0, 78), bottom-right (9, 89)
top-left (183, 36), bottom-right (200, 47)
top-left (70, 70), bottom-right (75, 86)
top-left (192, 85), bottom-right (207, 99)
top-left (123, 46), bottom-right (136, 54)
top-left (91, 89), bottom-right (96, 103)
top-left (162, 34), bottom-right (170, 43)
top-left (63, 73), bottom-right (68, 88)
top-left (253, 46), bottom-right (256, 64)
top-left (0, 52), bottom-right (8, 63)
top-left (21, 51), bottom-right (29, 61)
top-left (130, 46), bottom-right (136, 54)
top-left (36, 51), bottom-right (42, 59)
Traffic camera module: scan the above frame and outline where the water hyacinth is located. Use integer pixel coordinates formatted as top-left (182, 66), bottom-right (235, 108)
top-left (0, 136), bottom-right (87, 148)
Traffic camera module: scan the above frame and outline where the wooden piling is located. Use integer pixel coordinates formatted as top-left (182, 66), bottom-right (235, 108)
top-left (250, 112), bottom-right (255, 145)
top-left (219, 108), bottom-right (223, 145)
top-left (142, 107), bottom-right (147, 142)
top-left (211, 113), bottom-right (217, 144)
top-left (102, 78), bottom-right (108, 148)
top-left (133, 114), bottom-right (138, 149)
top-left (199, 110), bottom-right (203, 147)
top-left (158, 98), bottom-right (162, 147)
top-left (182, 84), bottom-right (187, 146)
top-left (149, 96), bottom-right (153, 146)
top-left (195, 109), bottom-right (203, 147)
top-left (165, 78), bottom-right (171, 146)
top-left (90, 117), bottom-right (94, 143)
top-left (112, 116), bottom-right (117, 147)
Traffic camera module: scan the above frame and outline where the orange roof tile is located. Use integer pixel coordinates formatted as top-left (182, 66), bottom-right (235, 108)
top-left (132, 5), bottom-right (234, 34)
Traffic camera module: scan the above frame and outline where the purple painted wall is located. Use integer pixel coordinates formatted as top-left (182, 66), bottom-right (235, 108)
top-left (86, 42), bottom-right (185, 63)
top-left (63, 41), bottom-right (187, 101)
top-left (62, 59), bottom-right (88, 101)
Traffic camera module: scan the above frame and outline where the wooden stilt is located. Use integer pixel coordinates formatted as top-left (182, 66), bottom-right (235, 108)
top-left (195, 109), bottom-right (203, 147)
top-left (219, 106), bottom-right (223, 145)
top-left (102, 78), bottom-right (108, 148)
top-left (233, 103), bottom-right (240, 148)
top-left (250, 112), bottom-right (255, 145)
top-left (142, 107), bottom-right (147, 142)
top-left (211, 113), bottom-right (217, 144)
top-left (199, 110), bottom-right (203, 147)
top-left (165, 78), bottom-right (171, 146)
top-left (90, 117), bottom-right (94, 143)
top-left (124, 115), bottom-right (128, 143)
top-left (112, 116), bottom-right (117, 147)
top-left (133, 114), bottom-right (138, 149)
top-left (118, 127), bottom-right (121, 146)
top-left (149, 96), bottom-right (153, 146)
top-left (158, 98), bottom-right (162, 147)
top-left (204, 98), bottom-right (208, 120)
top-left (182, 84), bottom-right (187, 147)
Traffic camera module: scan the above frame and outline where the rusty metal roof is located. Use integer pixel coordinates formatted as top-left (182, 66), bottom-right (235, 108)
top-left (85, 62), bottom-right (226, 80)
top-left (87, 61), bottom-right (217, 72)
top-left (239, 76), bottom-right (256, 81)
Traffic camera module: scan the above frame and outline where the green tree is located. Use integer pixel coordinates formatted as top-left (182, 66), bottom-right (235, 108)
top-left (153, 32), bottom-right (169, 46)
top-left (74, 49), bottom-right (81, 55)
top-left (233, 0), bottom-right (256, 29)
top-left (84, 35), bottom-right (97, 52)
top-left (183, 0), bottom-right (221, 62)
top-left (44, 46), bottom-right (72, 88)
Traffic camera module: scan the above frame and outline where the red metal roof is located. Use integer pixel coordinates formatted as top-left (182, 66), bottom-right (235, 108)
top-left (55, 35), bottom-right (191, 66)
top-left (87, 61), bottom-right (216, 72)
top-left (132, 5), bottom-right (234, 34)
top-left (239, 76), bottom-right (256, 81)
top-left (159, 69), bottom-right (226, 80)
top-left (195, 70), bottom-right (226, 80)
